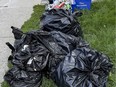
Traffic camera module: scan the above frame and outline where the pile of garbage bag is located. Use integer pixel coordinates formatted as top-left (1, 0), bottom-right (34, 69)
top-left (4, 9), bottom-right (113, 87)
top-left (40, 9), bottom-right (83, 37)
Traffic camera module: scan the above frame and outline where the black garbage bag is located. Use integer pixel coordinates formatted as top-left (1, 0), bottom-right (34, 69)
top-left (40, 9), bottom-right (83, 37)
top-left (4, 66), bottom-right (42, 87)
top-left (4, 27), bottom-right (88, 87)
top-left (48, 0), bottom-right (53, 4)
top-left (4, 27), bottom-right (113, 87)
top-left (8, 27), bottom-right (87, 72)
top-left (51, 47), bottom-right (113, 87)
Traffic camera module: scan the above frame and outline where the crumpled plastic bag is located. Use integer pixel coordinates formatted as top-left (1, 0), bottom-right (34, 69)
top-left (4, 66), bottom-right (42, 87)
top-left (4, 26), bottom-right (88, 87)
top-left (40, 9), bottom-right (83, 37)
top-left (4, 9), bottom-right (113, 87)
top-left (51, 47), bottom-right (113, 87)
top-left (8, 27), bottom-right (87, 72)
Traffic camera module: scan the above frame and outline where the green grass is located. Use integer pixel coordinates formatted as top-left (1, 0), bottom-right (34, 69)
top-left (1, 0), bottom-right (116, 86)
top-left (21, 5), bottom-right (45, 32)
top-left (79, 0), bottom-right (116, 86)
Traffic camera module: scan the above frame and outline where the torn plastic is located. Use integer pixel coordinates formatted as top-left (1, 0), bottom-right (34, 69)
top-left (40, 9), bottom-right (83, 37)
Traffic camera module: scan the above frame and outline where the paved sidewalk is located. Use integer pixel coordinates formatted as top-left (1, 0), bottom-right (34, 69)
top-left (0, 0), bottom-right (41, 86)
